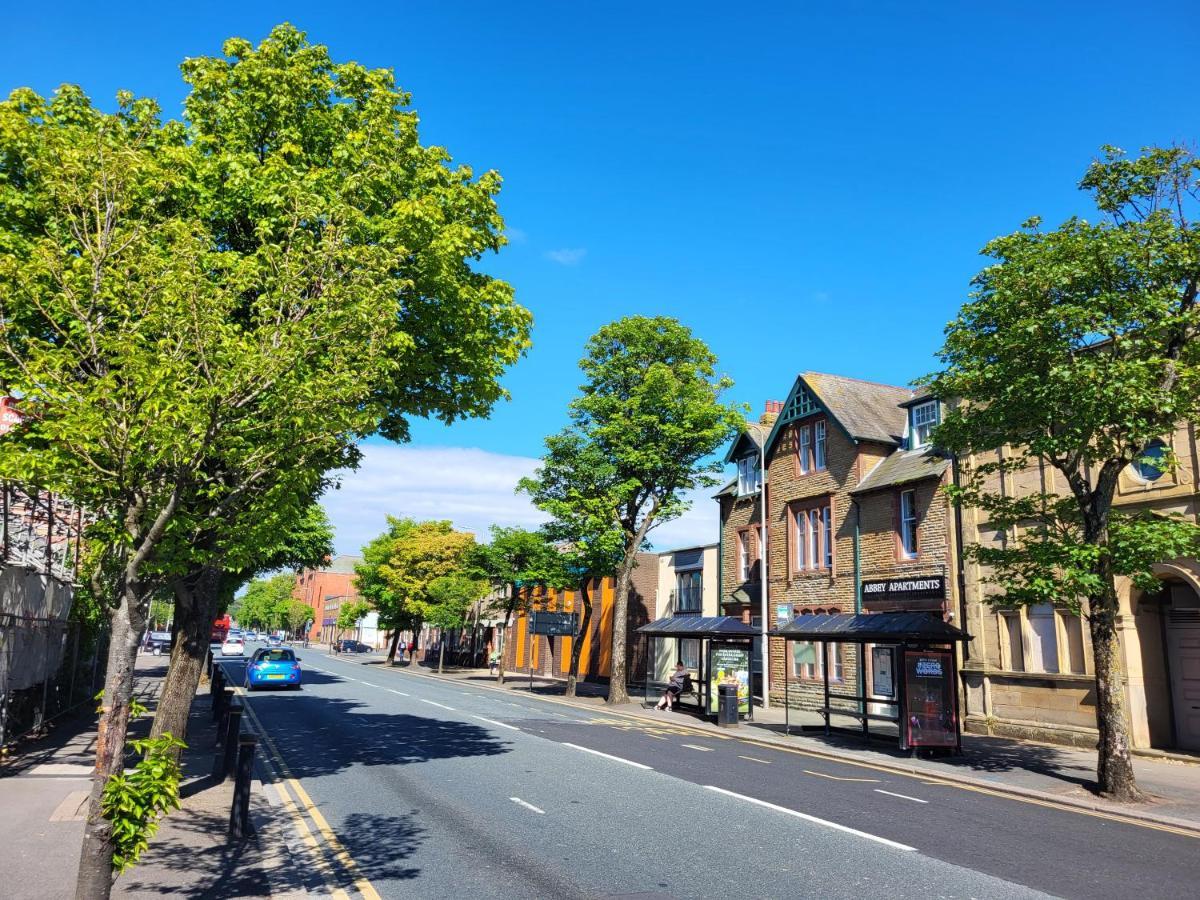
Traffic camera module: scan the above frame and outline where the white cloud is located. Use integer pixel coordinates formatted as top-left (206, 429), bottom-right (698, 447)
top-left (544, 247), bottom-right (587, 266)
top-left (321, 444), bottom-right (721, 557)
top-left (321, 444), bottom-right (547, 556)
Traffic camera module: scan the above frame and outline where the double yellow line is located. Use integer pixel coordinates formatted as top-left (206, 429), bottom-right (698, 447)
top-left (227, 674), bottom-right (383, 900)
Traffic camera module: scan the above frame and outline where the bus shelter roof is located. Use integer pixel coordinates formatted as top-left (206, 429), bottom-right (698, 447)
top-left (636, 616), bottom-right (759, 638)
top-left (768, 612), bottom-right (971, 644)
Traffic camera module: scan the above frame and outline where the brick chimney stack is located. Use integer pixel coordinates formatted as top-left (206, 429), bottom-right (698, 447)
top-left (759, 399), bottom-right (784, 425)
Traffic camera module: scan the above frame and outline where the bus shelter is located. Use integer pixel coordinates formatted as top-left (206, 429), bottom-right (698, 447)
top-left (768, 612), bottom-right (971, 753)
top-left (636, 616), bottom-right (759, 721)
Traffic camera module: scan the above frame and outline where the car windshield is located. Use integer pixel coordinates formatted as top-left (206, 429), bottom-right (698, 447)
top-left (260, 650), bottom-right (295, 662)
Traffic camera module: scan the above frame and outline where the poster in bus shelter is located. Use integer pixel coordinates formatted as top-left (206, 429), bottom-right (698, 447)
top-left (708, 644), bottom-right (751, 714)
top-left (903, 649), bottom-right (956, 747)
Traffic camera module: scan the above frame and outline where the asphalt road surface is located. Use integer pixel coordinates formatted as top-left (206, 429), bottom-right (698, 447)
top-left (218, 647), bottom-right (1200, 900)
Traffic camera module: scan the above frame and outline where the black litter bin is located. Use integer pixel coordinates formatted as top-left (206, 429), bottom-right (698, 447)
top-left (717, 683), bottom-right (739, 728)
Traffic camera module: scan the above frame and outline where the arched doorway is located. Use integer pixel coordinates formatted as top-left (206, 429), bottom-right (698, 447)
top-left (1163, 581), bottom-right (1200, 751)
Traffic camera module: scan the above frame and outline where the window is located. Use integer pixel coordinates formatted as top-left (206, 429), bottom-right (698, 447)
top-left (791, 500), bottom-right (833, 573)
top-left (1027, 604), bottom-right (1059, 673)
top-left (676, 569), bottom-right (702, 613)
top-left (1062, 613), bottom-right (1086, 674)
top-left (910, 401), bottom-right (939, 448)
top-left (797, 420), bottom-right (828, 474)
top-left (1000, 611), bottom-right (1024, 672)
top-left (737, 531), bottom-right (750, 581)
top-left (1132, 438), bottom-right (1168, 482)
top-left (679, 638), bottom-right (700, 670)
top-left (737, 454), bottom-right (761, 495)
top-left (899, 490), bottom-right (918, 559)
top-left (791, 609), bottom-right (842, 680)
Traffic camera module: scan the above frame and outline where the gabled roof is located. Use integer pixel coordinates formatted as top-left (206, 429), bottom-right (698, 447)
top-left (763, 372), bottom-right (913, 458)
top-left (722, 420), bottom-right (768, 464)
top-left (713, 477), bottom-right (738, 499)
top-left (852, 447), bottom-right (950, 494)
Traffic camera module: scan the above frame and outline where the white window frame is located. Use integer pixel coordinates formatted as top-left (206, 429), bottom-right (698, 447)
top-left (799, 425), bottom-right (811, 474)
top-left (737, 455), bottom-right (761, 496)
top-left (814, 420), bottom-right (827, 470)
top-left (910, 401), bottom-right (939, 449)
top-left (821, 505), bottom-right (833, 569)
top-left (793, 508), bottom-right (807, 570)
top-left (737, 531), bottom-right (750, 581)
top-left (899, 489), bottom-right (918, 559)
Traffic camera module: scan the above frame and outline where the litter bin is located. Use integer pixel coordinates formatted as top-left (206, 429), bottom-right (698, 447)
top-left (717, 683), bottom-right (739, 728)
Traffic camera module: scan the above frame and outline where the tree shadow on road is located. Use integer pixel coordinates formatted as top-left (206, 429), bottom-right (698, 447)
top-left (244, 693), bottom-right (512, 778)
top-left (336, 812), bottom-right (424, 883)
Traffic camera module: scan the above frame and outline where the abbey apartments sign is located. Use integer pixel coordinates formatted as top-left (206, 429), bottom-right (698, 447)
top-left (861, 575), bottom-right (946, 603)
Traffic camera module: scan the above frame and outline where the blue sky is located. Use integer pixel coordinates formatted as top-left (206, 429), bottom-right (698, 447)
top-left (4, 3), bottom-right (1197, 552)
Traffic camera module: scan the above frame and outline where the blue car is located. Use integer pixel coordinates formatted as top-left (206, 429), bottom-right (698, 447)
top-left (244, 647), bottom-right (302, 690)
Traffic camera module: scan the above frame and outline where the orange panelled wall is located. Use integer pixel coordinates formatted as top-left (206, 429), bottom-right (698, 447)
top-left (560, 589), bottom-right (574, 667)
top-left (598, 579), bottom-right (613, 677)
top-left (515, 612), bottom-right (527, 667)
top-left (577, 583), bottom-right (594, 674)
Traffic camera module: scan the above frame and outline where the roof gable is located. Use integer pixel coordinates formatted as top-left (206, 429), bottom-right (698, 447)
top-left (722, 420), bottom-right (767, 464)
top-left (764, 372), bottom-right (913, 458)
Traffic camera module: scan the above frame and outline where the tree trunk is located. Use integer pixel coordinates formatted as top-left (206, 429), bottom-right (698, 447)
top-left (438, 639), bottom-right (445, 674)
top-left (386, 628), bottom-right (401, 665)
top-left (75, 585), bottom-right (147, 900)
top-left (565, 579), bottom-right (593, 698)
top-left (608, 553), bottom-right (637, 705)
top-left (151, 565), bottom-right (222, 747)
top-left (1089, 577), bottom-right (1144, 801)
top-left (496, 583), bottom-right (516, 686)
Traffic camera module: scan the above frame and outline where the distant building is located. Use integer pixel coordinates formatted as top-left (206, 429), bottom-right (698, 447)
top-left (292, 555), bottom-right (363, 644)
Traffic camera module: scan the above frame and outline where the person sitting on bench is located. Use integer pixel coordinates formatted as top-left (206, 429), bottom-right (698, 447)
top-left (656, 661), bottom-right (689, 711)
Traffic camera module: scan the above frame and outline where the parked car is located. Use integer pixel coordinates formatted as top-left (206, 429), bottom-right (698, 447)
top-left (244, 648), bottom-right (302, 690)
top-left (220, 637), bottom-right (245, 657)
top-left (336, 639), bottom-right (372, 653)
top-left (267, 634), bottom-right (282, 648)
top-left (142, 631), bottom-right (173, 655)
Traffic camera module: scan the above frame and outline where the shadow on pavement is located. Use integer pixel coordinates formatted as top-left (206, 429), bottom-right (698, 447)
top-left (116, 810), bottom-right (271, 899)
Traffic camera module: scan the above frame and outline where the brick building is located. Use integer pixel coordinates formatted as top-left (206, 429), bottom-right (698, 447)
top-left (718, 373), bottom-right (959, 710)
top-left (292, 555), bottom-right (363, 643)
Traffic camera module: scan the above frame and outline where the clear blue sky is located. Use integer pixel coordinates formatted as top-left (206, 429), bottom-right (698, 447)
top-left (3, 3), bottom-right (1197, 460)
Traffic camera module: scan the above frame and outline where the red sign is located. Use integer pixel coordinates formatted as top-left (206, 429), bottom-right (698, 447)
top-left (903, 649), bottom-right (957, 748)
top-left (0, 397), bottom-right (20, 435)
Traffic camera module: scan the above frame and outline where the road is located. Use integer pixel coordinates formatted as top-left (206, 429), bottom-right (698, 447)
top-left (217, 647), bottom-right (1200, 900)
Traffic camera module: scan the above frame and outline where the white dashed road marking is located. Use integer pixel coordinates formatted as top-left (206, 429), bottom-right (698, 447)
top-left (510, 797), bottom-right (545, 815)
top-left (560, 743), bottom-right (652, 770)
top-left (472, 715), bottom-right (521, 731)
top-left (420, 699), bottom-right (455, 711)
top-left (874, 789), bottom-right (929, 804)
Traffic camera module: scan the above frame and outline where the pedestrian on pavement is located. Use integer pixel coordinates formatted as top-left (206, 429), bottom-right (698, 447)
top-left (489, 649), bottom-right (500, 675)
top-left (656, 662), bottom-right (688, 711)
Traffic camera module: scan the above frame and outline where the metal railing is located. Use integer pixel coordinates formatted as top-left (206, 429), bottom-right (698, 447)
top-left (0, 618), bottom-right (108, 748)
top-left (1, 482), bottom-right (84, 584)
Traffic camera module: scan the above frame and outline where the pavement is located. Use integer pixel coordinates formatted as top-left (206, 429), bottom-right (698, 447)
top-left (0, 653), bottom-right (309, 900)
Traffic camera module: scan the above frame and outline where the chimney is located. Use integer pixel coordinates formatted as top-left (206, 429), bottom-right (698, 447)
top-left (759, 399), bottom-right (783, 426)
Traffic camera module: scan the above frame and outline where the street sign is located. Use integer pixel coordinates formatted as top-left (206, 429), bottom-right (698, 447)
top-left (530, 611), bottom-right (577, 636)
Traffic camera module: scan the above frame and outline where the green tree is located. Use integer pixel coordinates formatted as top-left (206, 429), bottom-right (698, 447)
top-left (468, 526), bottom-right (563, 684)
top-left (0, 27), bottom-right (528, 893)
top-left (356, 519), bottom-right (477, 664)
top-left (336, 599), bottom-right (373, 645)
top-left (424, 574), bottom-right (488, 673)
top-left (924, 145), bottom-right (1200, 802)
top-left (516, 491), bottom-right (624, 697)
top-left (526, 317), bottom-right (742, 704)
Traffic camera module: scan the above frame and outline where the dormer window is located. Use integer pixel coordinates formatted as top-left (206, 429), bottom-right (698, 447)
top-left (910, 401), bottom-right (939, 449)
top-left (737, 454), bottom-right (761, 496)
